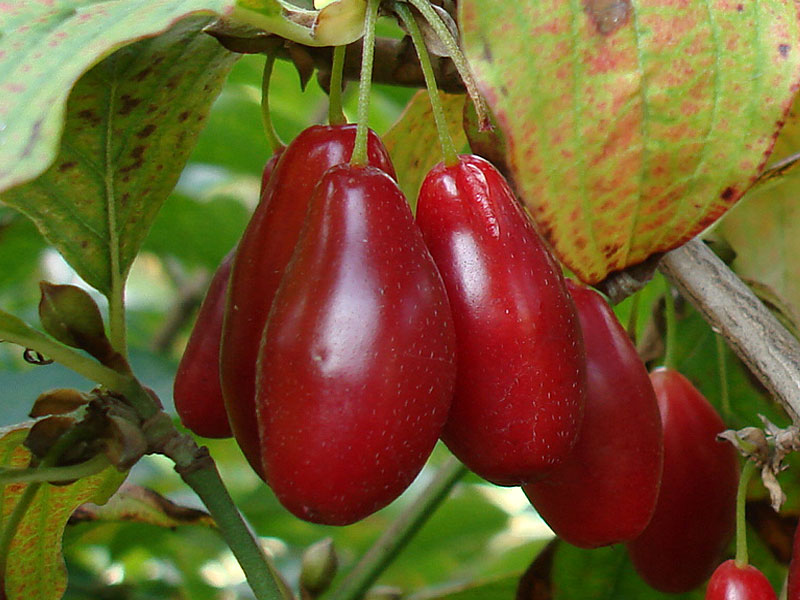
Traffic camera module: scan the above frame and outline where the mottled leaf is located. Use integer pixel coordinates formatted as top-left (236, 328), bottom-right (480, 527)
top-left (0, 424), bottom-right (126, 600)
top-left (384, 90), bottom-right (468, 209)
top-left (0, 16), bottom-right (238, 295)
top-left (0, 0), bottom-right (236, 194)
top-left (70, 483), bottom-right (215, 529)
top-left (459, 0), bottom-right (800, 283)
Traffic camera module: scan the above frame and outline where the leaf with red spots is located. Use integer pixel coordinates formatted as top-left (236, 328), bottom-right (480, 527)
top-left (459, 0), bottom-right (800, 284)
top-left (0, 0), bottom-right (236, 195)
top-left (384, 90), bottom-right (468, 210)
top-left (0, 424), bottom-right (126, 600)
top-left (0, 16), bottom-right (237, 295)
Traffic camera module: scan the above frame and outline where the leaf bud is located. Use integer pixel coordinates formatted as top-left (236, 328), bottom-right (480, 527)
top-left (300, 537), bottom-right (338, 597)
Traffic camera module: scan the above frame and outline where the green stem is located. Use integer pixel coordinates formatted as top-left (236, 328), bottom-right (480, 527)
top-left (180, 458), bottom-right (293, 600)
top-left (261, 52), bottom-right (283, 152)
top-left (717, 334), bottom-right (732, 417)
top-left (394, 2), bottom-right (458, 166)
top-left (327, 457), bottom-right (467, 600)
top-left (405, 0), bottom-right (490, 130)
top-left (662, 277), bottom-right (678, 370)
top-left (350, 0), bottom-right (381, 167)
top-left (734, 460), bottom-right (757, 567)
top-left (328, 45), bottom-right (348, 126)
top-left (0, 454), bottom-right (110, 485)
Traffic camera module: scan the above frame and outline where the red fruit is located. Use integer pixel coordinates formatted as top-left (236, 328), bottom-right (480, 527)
top-left (522, 280), bottom-right (662, 548)
top-left (705, 560), bottom-right (776, 600)
top-left (259, 145), bottom-right (285, 197)
top-left (173, 251), bottom-right (234, 438)
top-left (415, 154), bottom-right (585, 486)
top-left (627, 368), bottom-right (739, 593)
top-left (258, 164), bottom-right (456, 525)
top-left (787, 518), bottom-right (800, 599)
top-left (221, 125), bottom-right (396, 478)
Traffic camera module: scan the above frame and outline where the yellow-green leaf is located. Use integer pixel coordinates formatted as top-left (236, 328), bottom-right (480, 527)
top-left (0, 425), bottom-right (126, 600)
top-left (459, 0), bottom-right (800, 283)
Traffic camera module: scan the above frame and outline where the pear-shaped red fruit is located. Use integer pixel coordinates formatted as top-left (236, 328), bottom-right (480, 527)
top-left (221, 125), bottom-right (395, 478)
top-left (415, 154), bottom-right (585, 486)
top-left (627, 368), bottom-right (739, 593)
top-left (257, 164), bottom-right (456, 525)
top-left (523, 280), bottom-right (663, 547)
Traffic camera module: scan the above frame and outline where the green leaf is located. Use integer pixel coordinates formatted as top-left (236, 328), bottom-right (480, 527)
top-left (459, 0), bottom-right (800, 284)
top-left (384, 90), bottom-right (468, 209)
top-left (552, 543), bottom-right (704, 599)
top-left (0, 16), bottom-right (238, 295)
top-left (0, 0), bottom-right (236, 195)
top-left (0, 424), bottom-right (126, 600)
top-left (0, 216), bottom-right (46, 292)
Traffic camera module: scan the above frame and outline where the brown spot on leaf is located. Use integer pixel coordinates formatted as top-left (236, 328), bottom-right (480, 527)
top-left (178, 111), bottom-right (190, 122)
top-left (22, 119), bottom-right (42, 158)
top-left (136, 124), bottom-right (156, 138)
top-left (118, 94), bottom-right (142, 116)
top-left (779, 44), bottom-right (791, 58)
top-left (584, 0), bottom-right (631, 35)
top-left (132, 66), bottom-right (152, 82)
top-left (720, 186), bottom-right (736, 201)
top-left (603, 243), bottom-right (621, 259)
top-left (736, 3), bottom-right (744, 10)
top-left (57, 161), bottom-right (77, 172)
top-left (119, 146), bottom-right (146, 173)
top-left (77, 109), bottom-right (101, 126)
top-left (165, 75), bottom-right (180, 90)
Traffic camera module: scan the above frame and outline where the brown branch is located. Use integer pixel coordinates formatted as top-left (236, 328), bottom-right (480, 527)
top-left (203, 21), bottom-right (467, 93)
top-left (659, 238), bottom-right (800, 423)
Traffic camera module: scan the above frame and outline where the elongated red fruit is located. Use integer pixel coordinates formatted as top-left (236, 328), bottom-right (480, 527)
top-left (221, 125), bottom-right (395, 477)
top-left (415, 154), bottom-right (585, 486)
top-left (627, 368), bottom-right (739, 593)
top-left (258, 164), bottom-right (456, 525)
top-left (173, 148), bottom-right (283, 439)
top-left (523, 280), bottom-right (662, 547)
top-left (706, 560), bottom-right (776, 600)
top-left (173, 251), bottom-right (234, 438)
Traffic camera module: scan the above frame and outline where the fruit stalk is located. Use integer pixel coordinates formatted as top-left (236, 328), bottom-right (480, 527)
top-left (351, 0), bottom-right (381, 166)
top-left (660, 238), bottom-right (800, 423)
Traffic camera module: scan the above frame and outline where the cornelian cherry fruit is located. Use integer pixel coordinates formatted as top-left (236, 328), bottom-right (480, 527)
top-left (415, 154), bottom-right (585, 486)
top-left (257, 164), bottom-right (456, 525)
top-left (705, 560), bottom-right (776, 600)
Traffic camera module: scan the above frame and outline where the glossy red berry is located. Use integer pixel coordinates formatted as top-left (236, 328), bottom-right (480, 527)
top-left (705, 560), bottom-right (776, 600)
top-left (173, 251), bottom-right (234, 438)
top-left (221, 125), bottom-right (396, 478)
top-left (523, 280), bottom-right (662, 548)
top-left (415, 154), bottom-right (585, 486)
top-left (627, 368), bottom-right (739, 593)
top-left (257, 164), bottom-right (456, 525)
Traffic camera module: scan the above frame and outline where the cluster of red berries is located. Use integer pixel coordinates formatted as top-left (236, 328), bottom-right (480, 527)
top-left (172, 123), bottom-right (767, 595)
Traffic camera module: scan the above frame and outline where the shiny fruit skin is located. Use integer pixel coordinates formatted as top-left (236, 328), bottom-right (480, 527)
top-left (221, 125), bottom-right (395, 478)
top-left (415, 154), bottom-right (585, 486)
top-left (173, 146), bottom-right (283, 439)
top-left (173, 251), bottom-right (234, 438)
top-left (258, 164), bottom-right (456, 525)
top-left (787, 518), bottom-right (800, 599)
top-left (705, 560), bottom-right (776, 600)
top-left (627, 368), bottom-right (739, 594)
top-left (523, 280), bottom-right (663, 548)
